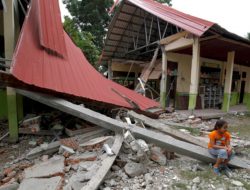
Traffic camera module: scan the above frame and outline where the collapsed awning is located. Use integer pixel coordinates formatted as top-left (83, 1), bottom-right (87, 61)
top-left (10, 0), bottom-right (159, 111)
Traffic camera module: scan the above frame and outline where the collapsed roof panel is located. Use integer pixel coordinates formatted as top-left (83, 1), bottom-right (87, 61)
top-left (11, 0), bottom-right (159, 111)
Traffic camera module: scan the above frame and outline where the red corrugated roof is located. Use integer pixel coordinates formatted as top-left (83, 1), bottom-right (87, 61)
top-left (37, 0), bottom-right (67, 57)
top-left (127, 0), bottom-right (214, 36)
top-left (11, 0), bottom-right (159, 110)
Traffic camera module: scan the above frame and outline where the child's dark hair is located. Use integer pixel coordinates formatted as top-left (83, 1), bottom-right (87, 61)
top-left (214, 119), bottom-right (228, 130)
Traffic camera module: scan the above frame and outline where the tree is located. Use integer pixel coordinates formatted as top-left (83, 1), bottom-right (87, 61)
top-left (63, 16), bottom-right (100, 67)
top-left (63, 0), bottom-right (113, 51)
top-left (156, 0), bottom-right (172, 6)
top-left (62, 0), bottom-right (172, 67)
top-left (247, 33), bottom-right (250, 40)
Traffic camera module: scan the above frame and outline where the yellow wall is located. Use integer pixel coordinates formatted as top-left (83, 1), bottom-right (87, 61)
top-left (167, 53), bottom-right (192, 93)
top-left (111, 54), bottom-right (249, 94)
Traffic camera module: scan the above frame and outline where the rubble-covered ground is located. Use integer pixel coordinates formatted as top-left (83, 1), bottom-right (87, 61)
top-left (0, 111), bottom-right (250, 190)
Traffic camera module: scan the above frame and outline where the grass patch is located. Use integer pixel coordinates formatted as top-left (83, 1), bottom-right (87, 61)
top-left (228, 125), bottom-right (250, 139)
top-left (173, 182), bottom-right (188, 189)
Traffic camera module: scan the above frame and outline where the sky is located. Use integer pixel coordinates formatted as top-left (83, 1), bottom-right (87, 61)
top-left (59, 0), bottom-right (250, 38)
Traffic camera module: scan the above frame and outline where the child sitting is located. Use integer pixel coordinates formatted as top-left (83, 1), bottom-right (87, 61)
top-left (208, 119), bottom-right (233, 176)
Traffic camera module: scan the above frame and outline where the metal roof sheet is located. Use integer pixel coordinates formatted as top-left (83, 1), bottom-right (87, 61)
top-left (37, 0), bottom-right (67, 57)
top-left (11, 0), bottom-right (159, 111)
top-left (126, 0), bottom-right (214, 37)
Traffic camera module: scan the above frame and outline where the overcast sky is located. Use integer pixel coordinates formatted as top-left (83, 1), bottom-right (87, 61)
top-left (59, 0), bottom-right (250, 38)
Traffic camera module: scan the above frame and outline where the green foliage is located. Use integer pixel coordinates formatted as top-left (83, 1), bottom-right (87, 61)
top-left (156, 0), bottom-right (172, 6)
top-left (62, 0), bottom-right (172, 67)
top-left (63, 16), bottom-right (100, 67)
top-left (247, 33), bottom-right (250, 40)
top-left (63, 0), bottom-right (113, 50)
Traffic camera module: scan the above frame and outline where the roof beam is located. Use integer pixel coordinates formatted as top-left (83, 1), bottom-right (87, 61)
top-left (126, 41), bottom-right (159, 55)
top-left (160, 31), bottom-right (189, 45)
top-left (218, 37), bottom-right (250, 49)
top-left (165, 37), bottom-right (193, 52)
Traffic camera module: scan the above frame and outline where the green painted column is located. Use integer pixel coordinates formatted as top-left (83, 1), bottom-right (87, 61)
top-left (222, 51), bottom-right (235, 112)
top-left (222, 93), bottom-right (230, 112)
top-left (230, 92), bottom-right (239, 106)
top-left (188, 37), bottom-right (200, 110)
top-left (0, 89), bottom-right (8, 119)
top-left (7, 88), bottom-right (18, 142)
top-left (188, 94), bottom-right (197, 110)
top-left (4, 0), bottom-right (20, 142)
top-left (243, 93), bottom-right (250, 110)
top-left (17, 94), bottom-right (23, 121)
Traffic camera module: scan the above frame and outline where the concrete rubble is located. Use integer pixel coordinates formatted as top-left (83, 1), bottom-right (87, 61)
top-left (1, 107), bottom-right (250, 190)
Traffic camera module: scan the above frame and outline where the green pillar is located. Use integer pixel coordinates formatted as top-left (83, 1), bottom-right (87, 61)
top-left (7, 88), bottom-right (18, 142)
top-left (222, 52), bottom-right (235, 112)
top-left (222, 93), bottom-right (230, 112)
top-left (189, 37), bottom-right (200, 110)
top-left (17, 94), bottom-right (23, 121)
top-left (0, 89), bottom-right (8, 119)
top-left (243, 93), bottom-right (250, 110)
top-left (188, 93), bottom-right (197, 110)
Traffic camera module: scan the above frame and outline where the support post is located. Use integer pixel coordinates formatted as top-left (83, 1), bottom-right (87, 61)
top-left (243, 68), bottom-right (250, 109)
top-left (222, 51), bottom-right (235, 112)
top-left (4, 0), bottom-right (19, 142)
top-left (160, 46), bottom-right (167, 109)
top-left (108, 61), bottom-right (112, 80)
top-left (188, 37), bottom-right (200, 110)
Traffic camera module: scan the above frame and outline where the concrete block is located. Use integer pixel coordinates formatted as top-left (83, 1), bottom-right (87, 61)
top-left (0, 182), bottom-right (19, 190)
top-left (24, 156), bottom-right (65, 178)
top-left (18, 176), bottom-right (62, 190)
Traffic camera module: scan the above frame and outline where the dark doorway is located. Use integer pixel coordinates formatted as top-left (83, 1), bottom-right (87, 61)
top-left (239, 81), bottom-right (245, 103)
top-left (166, 61), bottom-right (178, 107)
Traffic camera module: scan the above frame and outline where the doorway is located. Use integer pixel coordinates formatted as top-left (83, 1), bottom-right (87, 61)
top-left (239, 81), bottom-right (245, 103)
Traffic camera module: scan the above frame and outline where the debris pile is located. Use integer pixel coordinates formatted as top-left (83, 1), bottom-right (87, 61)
top-left (1, 105), bottom-right (250, 189)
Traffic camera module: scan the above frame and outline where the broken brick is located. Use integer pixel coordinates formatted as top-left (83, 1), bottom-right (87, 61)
top-left (3, 168), bottom-right (13, 176)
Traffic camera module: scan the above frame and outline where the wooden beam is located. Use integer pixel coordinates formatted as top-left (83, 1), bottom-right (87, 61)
top-left (16, 89), bottom-right (250, 169)
top-left (200, 34), bottom-right (220, 42)
top-left (218, 37), bottom-right (250, 49)
top-left (160, 31), bottom-right (189, 45)
top-left (165, 37), bottom-right (193, 52)
top-left (127, 111), bottom-right (207, 148)
top-left (135, 47), bottom-right (159, 91)
top-left (81, 133), bottom-right (123, 190)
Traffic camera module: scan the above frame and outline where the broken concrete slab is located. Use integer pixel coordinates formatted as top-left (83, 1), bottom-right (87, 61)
top-left (79, 136), bottom-right (113, 147)
top-left (26, 141), bottom-right (61, 160)
top-left (27, 128), bottom-right (109, 160)
top-left (16, 89), bottom-right (250, 169)
top-left (66, 152), bottom-right (97, 165)
top-left (128, 111), bottom-right (208, 148)
top-left (24, 156), bottom-right (65, 178)
top-left (0, 182), bottom-right (19, 190)
top-left (79, 161), bottom-right (100, 172)
top-left (18, 176), bottom-right (63, 190)
top-left (81, 133), bottom-right (123, 190)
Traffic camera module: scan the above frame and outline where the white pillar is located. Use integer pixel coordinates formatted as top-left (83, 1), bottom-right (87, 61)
top-left (108, 61), bottom-right (113, 80)
top-left (188, 37), bottom-right (200, 110)
top-left (160, 46), bottom-right (167, 109)
top-left (222, 51), bottom-right (235, 112)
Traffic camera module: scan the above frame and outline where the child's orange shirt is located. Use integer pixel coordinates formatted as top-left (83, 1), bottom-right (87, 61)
top-left (208, 130), bottom-right (231, 149)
